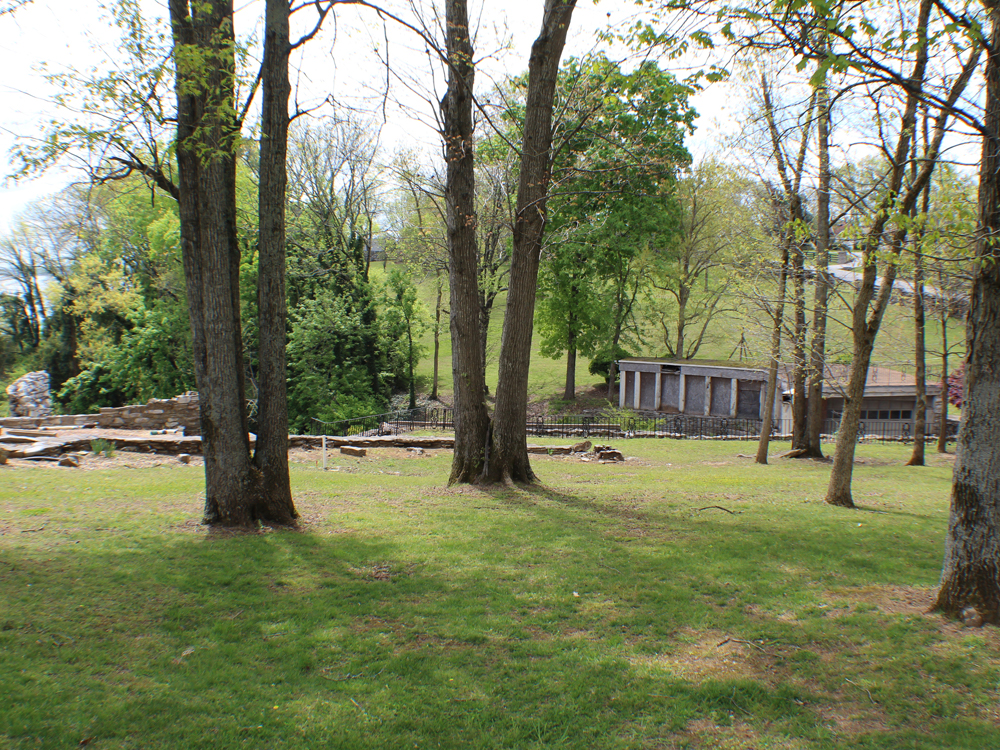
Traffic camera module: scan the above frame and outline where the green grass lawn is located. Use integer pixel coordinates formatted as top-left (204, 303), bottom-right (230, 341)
top-left (2, 441), bottom-right (994, 749)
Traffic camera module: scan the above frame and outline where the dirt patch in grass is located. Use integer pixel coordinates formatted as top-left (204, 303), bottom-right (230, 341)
top-left (664, 718), bottom-right (811, 749)
top-left (636, 628), bottom-right (896, 744)
top-left (831, 584), bottom-right (936, 616)
top-left (632, 628), bottom-right (782, 685)
top-left (814, 698), bottom-right (891, 736)
top-left (2, 451), bottom-right (203, 470)
top-left (823, 584), bottom-right (974, 635)
top-left (0, 443), bottom-right (438, 472)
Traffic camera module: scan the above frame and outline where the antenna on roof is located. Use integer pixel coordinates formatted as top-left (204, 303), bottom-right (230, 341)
top-left (729, 330), bottom-right (751, 362)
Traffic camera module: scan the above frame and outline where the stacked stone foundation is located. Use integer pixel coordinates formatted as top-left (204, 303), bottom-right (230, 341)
top-left (0, 392), bottom-right (201, 435)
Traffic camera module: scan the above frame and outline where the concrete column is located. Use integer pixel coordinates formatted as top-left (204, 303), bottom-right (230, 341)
top-left (619, 371), bottom-right (626, 408)
top-left (730, 378), bottom-right (738, 417)
top-left (634, 373), bottom-right (642, 411)
top-left (704, 376), bottom-right (711, 416)
top-left (654, 372), bottom-right (662, 412)
top-left (678, 372), bottom-right (686, 413)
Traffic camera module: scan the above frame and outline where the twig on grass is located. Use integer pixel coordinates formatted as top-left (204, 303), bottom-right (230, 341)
top-left (696, 506), bottom-right (739, 514)
top-left (730, 686), bottom-right (752, 716)
top-left (845, 678), bottom-right (878, 704)
top-left (717, 636), bottom-right (767, 652)
top-left (320, 667), bottom-right (384, 682)
top-left (597, 555), bottom-right (623, 574)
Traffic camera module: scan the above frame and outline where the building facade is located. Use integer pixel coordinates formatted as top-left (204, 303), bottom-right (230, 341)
top-left (617, 358), bottom-right (941, 434)
top-left (617, 359), bottom-right (778, 421)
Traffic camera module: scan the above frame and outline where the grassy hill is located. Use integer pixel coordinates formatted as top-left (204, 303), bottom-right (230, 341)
top-left (379, 261), bottom-right (966, 413)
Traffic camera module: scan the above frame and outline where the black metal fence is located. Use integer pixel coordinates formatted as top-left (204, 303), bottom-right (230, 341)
top-left (312, 408), bottom-right (954, 446)
top-left (312, 408), bottom-right (454, 437)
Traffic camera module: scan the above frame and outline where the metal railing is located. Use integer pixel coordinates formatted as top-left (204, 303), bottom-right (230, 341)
top-left (311, 408), bottom-right (955, 445)
top-left (312, 407), bottom-right (453, 437)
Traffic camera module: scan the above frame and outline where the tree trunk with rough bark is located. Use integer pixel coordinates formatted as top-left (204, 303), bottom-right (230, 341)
top-left (676, 280), bottom-right (689, 358)
top-left (935, 3), bottom-right (1000, 624)
top-left (431, 273), bottom-right (442, 401)
top-left (443, 0), bottom-right (490, 484)
top-left (790, 242), bottom-right (808, 450)
top-left (759, 76), bottom-right (813, 456)
top-left (805, 85), bottom-right (831, 458)
top-left (825, 237), bottom-right (901, 507)
top-left (825, 0), bottom-right (973, 507)
top-left (482, 0), bottom-right (576, 484)
top-left (755, 239), bottom-right (789, 465)
top-left (564, 320), bottom-right (576, 401)
top-left (907, 236), bottom-right (927, 467)
top-left (170, 0), bottom-right (259, 525)
top-left (254, 0), bottom-right (297, 523)
top-left (937, 297), bottom-right (949, 453)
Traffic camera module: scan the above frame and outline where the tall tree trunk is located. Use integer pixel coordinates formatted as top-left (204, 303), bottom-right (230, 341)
top-left (563, 310), bottom-right (577, 400)
top-left (825, 230), bottom-right (908, 507)
top-left (907, 245), bottom-right (927, 466)
top-left (825, 0), bottom-right (973, 507)
top-left (479, 293), bottom-right (497, 392)
top-left (907, 111), bottom-right (933, 467)
top-left (431, 273), bottom-right (442, 401)
top-left (805, 84), bottom-right (831, 458)
top-left (790, 241), bottom-right (808, 449)
top-left (482, 0), bottom-right (576, 484)
top-left (407, 324), bottom-right (416, 409)
top-left (170, 0), bottom-right (258, 525)
top-left (254, 0), bottom-right (297, 522)
top-left (935, 3), bottom-right (1000, 624)
top-left (759, 75), bottom-right (814, 455)
top-left (676, 280), bottom-right (689, 358)
top-left (443, 0), bottom-right (490, 484)
top-left (755, 238), bottom-right (789, 465)
top-left (936, 288), bottom-right (949, 453)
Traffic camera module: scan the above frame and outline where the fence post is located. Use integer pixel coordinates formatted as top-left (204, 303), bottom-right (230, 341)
top-left (322, 434), bottom-right (327, 471)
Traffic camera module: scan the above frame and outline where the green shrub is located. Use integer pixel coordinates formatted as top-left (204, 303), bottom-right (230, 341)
top-left (89, 438), bottom-right (115, 458)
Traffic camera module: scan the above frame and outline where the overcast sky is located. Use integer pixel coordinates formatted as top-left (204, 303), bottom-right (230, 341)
top-left (0, 1), bottom-right (739, 233)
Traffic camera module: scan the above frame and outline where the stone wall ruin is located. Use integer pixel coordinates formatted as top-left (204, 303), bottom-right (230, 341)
top-left (0, 390), bottom-right (201, 435)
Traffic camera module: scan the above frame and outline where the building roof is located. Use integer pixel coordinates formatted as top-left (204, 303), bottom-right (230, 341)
top-left (621, 357), bottom-right (940, 398)
top-left (782, 363), bottom-right (941, 397)
top-left (619, 357), bottom-right (767, 369)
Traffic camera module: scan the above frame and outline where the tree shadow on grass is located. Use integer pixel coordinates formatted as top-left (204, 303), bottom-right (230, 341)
top-left (1, 474), bottom-right (988, 749)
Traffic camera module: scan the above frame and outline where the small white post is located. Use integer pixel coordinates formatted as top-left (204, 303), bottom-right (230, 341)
top-left (322, 434), bottom-right (327, 471)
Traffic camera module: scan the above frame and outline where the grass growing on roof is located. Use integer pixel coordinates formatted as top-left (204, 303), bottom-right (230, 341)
top-left (1, 441), bottom-right (994, 749)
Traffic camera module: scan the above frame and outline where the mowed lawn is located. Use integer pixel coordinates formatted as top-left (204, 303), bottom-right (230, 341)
top-left (1, 440), bottom-right (997, 749)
